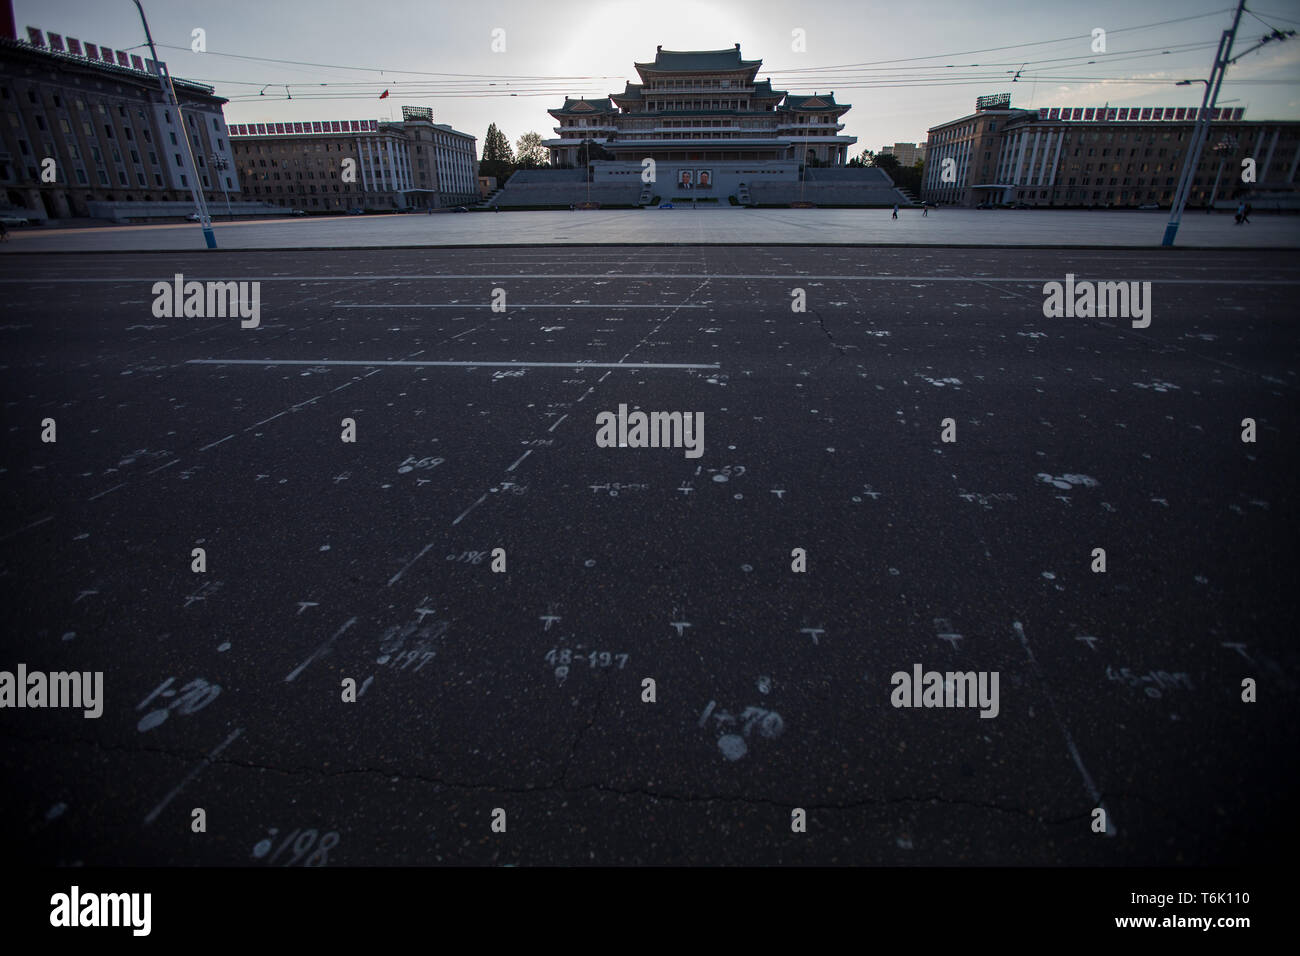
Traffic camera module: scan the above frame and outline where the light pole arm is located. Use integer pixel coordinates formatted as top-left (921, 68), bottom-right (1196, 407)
top-left (132, 0), bottom-right (217, 248)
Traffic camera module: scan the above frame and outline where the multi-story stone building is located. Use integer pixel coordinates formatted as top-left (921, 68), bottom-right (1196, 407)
top-left (923, 93), bottom-right (1299, 208)
top-left (229, 106), bottom-right (477, 212)
top-left (878, 142), bottom-right (925, 167)
top-left (0, 24), bottom-right (238, 220)
top-left (540, 45), bottom-right (858, 202)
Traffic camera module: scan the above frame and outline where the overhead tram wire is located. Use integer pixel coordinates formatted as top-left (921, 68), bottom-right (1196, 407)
top-left (756, 8), bottom-right (1235, 74)
top-left (188, 40), bottom-right (1238, 107)
top-left (207, 43), bottom-right (1227, 103)
top-left (160, 8), bottom-right (1234, 94)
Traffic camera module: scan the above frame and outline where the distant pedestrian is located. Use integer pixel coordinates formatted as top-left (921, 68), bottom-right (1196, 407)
top-left (921, 203), bottom-right (928, 217)
top-left (0, 221), bottom-right (7, 242)
top-left (1242, 202), bottom-right (1252, 224)
top-left (1235, 201), bottom-right (1245, 224)
top-left (891, 204), bottom-right (899, 220)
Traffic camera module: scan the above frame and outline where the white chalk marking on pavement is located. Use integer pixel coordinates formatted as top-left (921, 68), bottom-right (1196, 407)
top-left (199, 434), bottom-right (234, 452)
top-left (548, 413), bottom-right (569, 433)
top-left (506, 450), bottom-right (532, 473)
top-left (87, 482), bottom-right (126, 502)
top-left (188, 359), bottom-right (719, 370)
top-left (388, 543), bottom-right (435, 587)
top-left (13, 274), bottom-right (1300, 285)
top-left (335, 303), bottom-right (707, 309)
top-left (452, 492), bottom-right (489, 526)
top-left (285, 617), bottom-right (357, 682)
top-left (1012, 620), bottom-right (1115, 835)
top-left (144, 727), bottom-right (243, 825)
top-left (0, 513), bottom-right (54, 542)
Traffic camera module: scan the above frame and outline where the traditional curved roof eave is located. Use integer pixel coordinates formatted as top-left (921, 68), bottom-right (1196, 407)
top-left (548, 96), bottom-right (617, 116)
top-left (781, 92), bottom-right (847, 108)
top-left (632, 46), bottom-right (763, 73)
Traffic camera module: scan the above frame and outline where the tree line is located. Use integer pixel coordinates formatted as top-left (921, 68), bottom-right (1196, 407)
top-left (480, 123), bottom-right (550, 184)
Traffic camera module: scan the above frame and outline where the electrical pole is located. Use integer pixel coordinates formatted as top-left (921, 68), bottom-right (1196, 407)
top-left (1170, 0), bottom-right (1248, 247)
top-left (210, 154), bottom-right (233, 220)
top-left (132, 0), bottom-right (216, 248)
top-left (1206, 135), bottom-right (1237, 212)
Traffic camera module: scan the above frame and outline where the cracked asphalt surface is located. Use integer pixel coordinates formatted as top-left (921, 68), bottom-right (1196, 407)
top-left (1, 245), bottom-right (1296, 865)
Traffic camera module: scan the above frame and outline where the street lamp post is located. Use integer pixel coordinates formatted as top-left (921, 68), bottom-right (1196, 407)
top-left (1206, 135), bottom-right (1238, 213)
top-left (1162, 0), bottom-right (1294, 244)
top-left (131, 0), bottom-right (216, 248)
top-left (209, 154), bottom-right (233, 220)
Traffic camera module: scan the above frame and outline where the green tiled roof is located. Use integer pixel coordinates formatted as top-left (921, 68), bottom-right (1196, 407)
top-left (780, 93), bottom-right (847, 111)
top-left (634, 46), bottom-right (762, 73)
top-left (611, 84), bottom-right (644, 100)
top-left (549, 97), bottom-right (616, 115)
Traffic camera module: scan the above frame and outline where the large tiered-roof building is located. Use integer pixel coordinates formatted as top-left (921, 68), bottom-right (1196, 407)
top-left (540, 44), bottom-right (857, 203)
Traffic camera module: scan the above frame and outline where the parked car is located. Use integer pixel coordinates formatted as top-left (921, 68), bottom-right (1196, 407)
top-left (659, 202), bottom-right (674, 209)
top-left (1138, 203), bottom-right (1160, 210)
top-left (975, 201), bottom-right (993, 209)
top-left (289, 209), bottom-right (306, 216)
top-left (347, 207), bottom-right (365, 215)
top-left (451, 205), bottom-right (469, 213)
top-left (1011, 202), bottom-right (1031, 209)
top-left (186, 212), bottom-right (201, 221)
top-left (0, 213), bottom-right (30, 226)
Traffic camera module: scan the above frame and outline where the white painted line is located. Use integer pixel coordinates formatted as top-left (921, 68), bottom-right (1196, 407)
top-left (199, 434), bottom-right (234, 452)
top-left (0, 514), bottom-right (54, 543)
top-left (285, 617), bottom-right (357, 682)
top-left (87, 482), bottom-right (126, 502)
top-left (187, 359), bottom-right (719, 370)
top-left (388, 543), bottom-right (435, 587)
top-left (548, 413), bottom-right (569, 433)
top-left (143, 727), bottom-right (244, 826)
top-left (1012, 621), bottom-right (1115, 835)
top-left (13, 274), bottom-right (1299, 285)
top-left (335, 303), bottom-right (707, 309)
top-left (506, 449), bottom-right (532, 473)
top-left (452, 492), bottom-right (489, 526)
top-left (146, 458), bottom-right (180, 475)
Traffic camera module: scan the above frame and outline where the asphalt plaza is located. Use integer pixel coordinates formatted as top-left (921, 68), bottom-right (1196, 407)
top-left (0, 245), bottom-right (1295, 865)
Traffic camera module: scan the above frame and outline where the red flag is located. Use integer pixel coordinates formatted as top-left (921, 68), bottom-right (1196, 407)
top-left (379, 89), bottom-right (389, 99)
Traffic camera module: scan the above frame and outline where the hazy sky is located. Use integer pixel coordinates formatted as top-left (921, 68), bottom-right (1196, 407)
top-left (15, 0), bottom-right (1300, 154)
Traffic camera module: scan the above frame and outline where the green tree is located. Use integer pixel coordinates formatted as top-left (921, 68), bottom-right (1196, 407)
top-left (891, 158), bottom-right (924, 196)
top-left (482, 123), bottom-right (514, 164)
top-left (480, 123), bottom-right (516, 183)
top-left (575, 139), bottom-right (613, 167)
top-left (872, 152), bottom-right (901, 174)
top-left (515, 131), bottom-right (548, 168)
